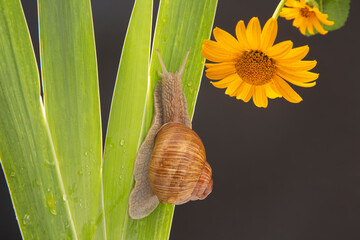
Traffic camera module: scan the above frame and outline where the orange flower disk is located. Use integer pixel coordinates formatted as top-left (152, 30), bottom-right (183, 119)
top-left (201, 17), bottom-right (318, 108)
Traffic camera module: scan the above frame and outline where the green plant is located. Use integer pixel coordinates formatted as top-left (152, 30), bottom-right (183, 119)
top-left (0, 0), bottom-right (217, 238)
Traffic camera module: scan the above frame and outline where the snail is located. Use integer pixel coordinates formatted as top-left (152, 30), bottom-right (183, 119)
top-left (128, 50), bottom-right (213, 219)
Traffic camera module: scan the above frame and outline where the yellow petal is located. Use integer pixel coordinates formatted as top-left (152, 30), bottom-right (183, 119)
top-left (205, 62), bottom-right (236, 80)
top-left (314, 8), bottom-right (335, 26)
top-left (253, 86), bottom-right (268, 108)
top-left (277, 45), bottom-right (309, 63)
top-left (205, 61), bottom-right (236, 68)
top-left (312, 18), bottom-right (328, 35)
top-left (299, 18), bottom-right (307, 35)
top-left (272, 76), bottom-right (302, 103)
top-left (211, 74), bottom-right (237, 89)
top-left (201, 40), bottom-right (237, 62)
top-left (287, 80), bottom-right (316, 88)
top-left (225, 76), bottom-right (243, 96)
top-left (213, 27), bottom-right (244, 52)
top-left (265, 83), bottom-right (281, 99)
top-left (201, 49), bottom-right (231, 63)
top-left (202, 39), bottom-right (231, 52)
top-left (266, 40), bottom-right (293, 59)
top-left (233, 80), bottom-right (246, 96)
top-left (280, 8), bottom-right (298, 19)
top-left (246, 17), bottom-right (261, 50)
top-left (261, 87), bottom-right (269, 108)
top-left (268, 80), bottom-right (282, 96)
top-left (285, 0), bottom-right (303, 8)
top-left (276, 60), bottom-right (317, 71)
top-left (243, 85), bottom-right (254, 102)
top-left (276, 73), bottom-right (316, 88)
top-left (293, 15), bottom-right (302, 27)
top-left (284, 0), bottom-right (295, 7)
top-left (253, 86), bottom-right (261, 107)
top-left (307, 20), bottom-right (315, 35)
top-left (260, 18), bottom-right (278, 51)
top-left (235, 20), bottom-right (250, 50)
top-left (236, 82), bottom-right (252, 102)
top-left (277, 68), bottom-right (319, 83)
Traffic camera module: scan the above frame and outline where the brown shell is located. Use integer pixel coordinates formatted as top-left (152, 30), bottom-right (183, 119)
top-left (149, 122), bottom-right (213, 205)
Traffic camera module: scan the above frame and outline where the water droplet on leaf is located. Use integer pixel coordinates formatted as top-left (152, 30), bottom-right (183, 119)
top-left (47, 195), bottom-right (57, 215)
top-left (44, 159), bottom-right (56, 168)
top-left (23, 214), bottom-right (30, 225)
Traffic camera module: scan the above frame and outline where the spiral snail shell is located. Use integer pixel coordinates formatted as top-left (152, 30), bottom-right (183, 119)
top-left (128, 50), bottom-right (213, 219)
top-left (149, 122), bottom-right (213, 205)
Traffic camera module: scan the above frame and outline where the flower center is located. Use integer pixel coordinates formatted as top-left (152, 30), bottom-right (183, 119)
top-left (300, 7), bottom-right (315, 18)
top-left (235, 50), bottom-right (276, 85)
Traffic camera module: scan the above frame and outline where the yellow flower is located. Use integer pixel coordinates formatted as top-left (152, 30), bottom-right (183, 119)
top-left (201, 17), bottom-right (318, 108)
top-left (280, 0), bottom-right (335, 35)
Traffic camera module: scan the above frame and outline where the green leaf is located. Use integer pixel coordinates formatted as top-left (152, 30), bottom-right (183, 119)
top-left (38, 0), bottom-right (104, 238)
top-left (319, 0), bottom-right (351, 31)
top-left (103, 0), bottom-right (217, 239)
top-left (124, 0), bottom-right (218, 235)
top-left (102, 0), bottom-right (153, 238)
top-left (0, 1), bottom-right (76, 239)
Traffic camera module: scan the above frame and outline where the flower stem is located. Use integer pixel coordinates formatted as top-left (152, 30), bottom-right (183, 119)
top-left (272, 0), bottom-right (287, 19)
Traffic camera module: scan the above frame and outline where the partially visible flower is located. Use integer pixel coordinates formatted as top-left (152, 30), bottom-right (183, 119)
top-left (201, 17), bottom-right (318, 108)
top-left (280, 0), bottom-right (334, 35)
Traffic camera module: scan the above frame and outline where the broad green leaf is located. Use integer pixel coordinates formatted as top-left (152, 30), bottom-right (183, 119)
top-left (124, 0), bottom-right (218, 237)
top-left (0, 0), bottom-right (76, 239)
top-left (103, 0), bottom-right (217, 239)
top-left (102, 0), bottom-right (153, 238)
top-left (38, 0), bottom-right (104, 238)
top-left (319, 0), bottom-right (351, 31)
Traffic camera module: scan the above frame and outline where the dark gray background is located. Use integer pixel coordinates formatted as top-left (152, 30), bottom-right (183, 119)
top-left (1, 0), bottom-right (360, 239)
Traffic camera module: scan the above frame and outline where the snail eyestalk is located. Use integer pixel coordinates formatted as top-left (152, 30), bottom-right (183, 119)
top-left (178, 50), bottom-right (190, 77)
top-left (155, 49), bottom-right (169, 77)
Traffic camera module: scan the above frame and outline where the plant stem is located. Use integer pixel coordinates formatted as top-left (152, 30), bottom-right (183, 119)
top-left (272, 0), bottom-right (287, 19)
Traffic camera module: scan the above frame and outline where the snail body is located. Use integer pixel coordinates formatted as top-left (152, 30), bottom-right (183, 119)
top-left (128, 50), bottom-right (213, 220)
